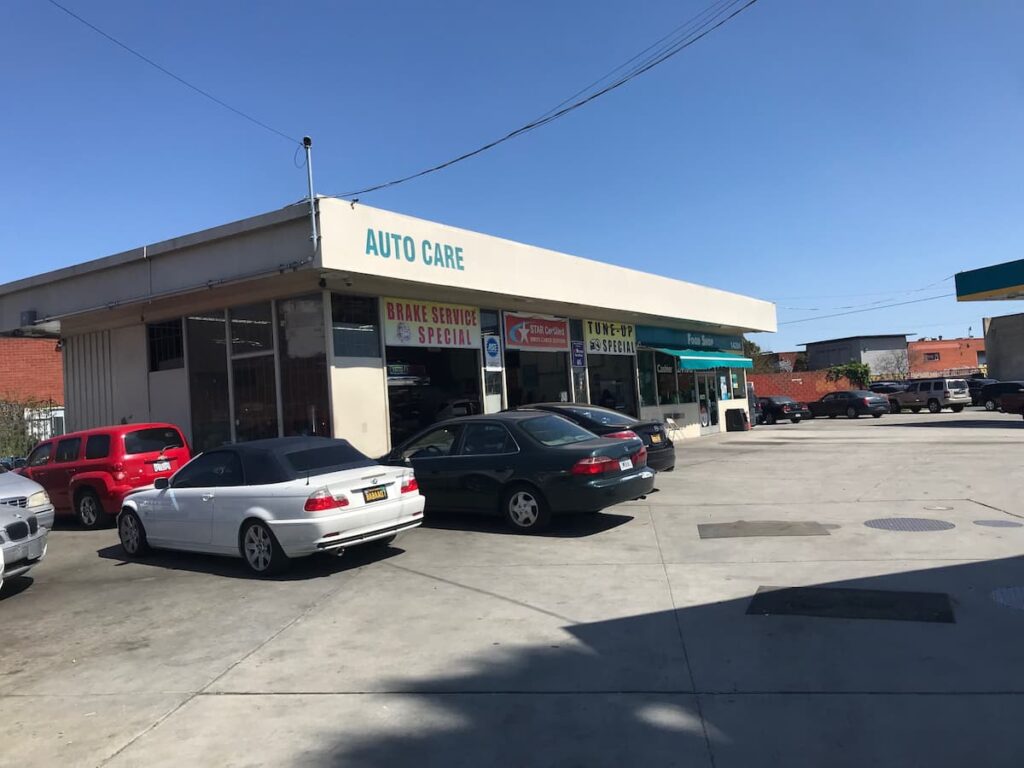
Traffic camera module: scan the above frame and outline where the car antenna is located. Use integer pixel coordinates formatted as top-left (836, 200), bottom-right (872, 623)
top-left (306, 469), bottom-right (311, 486)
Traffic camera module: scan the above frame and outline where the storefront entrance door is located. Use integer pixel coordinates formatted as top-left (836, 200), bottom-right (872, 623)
top-left (697, 371), bottom-right (719, 434)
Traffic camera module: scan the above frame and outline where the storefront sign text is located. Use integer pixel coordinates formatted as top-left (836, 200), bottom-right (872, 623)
top-left (383, 298), bottom-right (480, 348)
top-left (571, 340), bottom-right (586, 367)
top-left (503, 313), bottom-right (570, 351)
top-left (366, 229), bottom-right (465, 271)
top-left (584, 320), bottom-right (636, 356)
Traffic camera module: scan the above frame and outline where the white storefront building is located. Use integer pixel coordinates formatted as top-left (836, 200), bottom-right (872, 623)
top-left (0, 200), bottom-right (775, 455)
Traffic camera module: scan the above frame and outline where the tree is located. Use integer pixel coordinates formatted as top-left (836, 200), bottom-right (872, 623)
top-left (825, 362), bottom-right (872, 390)
top-left (0, 398), bottom-right (39, 457)
top-left (874, 350), bottom-right (910, 380)
top-left (743, 338), bottom-right (778, 374)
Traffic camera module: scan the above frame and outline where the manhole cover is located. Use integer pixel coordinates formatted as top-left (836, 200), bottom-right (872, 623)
top-left (992, 587), bottom-right (1024, 610)
top-left (864, 517), bottom-right (955, 532)
top-left (974, 520), bottom-right (1024, 528)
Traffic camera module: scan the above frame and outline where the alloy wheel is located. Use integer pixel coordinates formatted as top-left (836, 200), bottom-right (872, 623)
top-left (119, 514), bottom-right (140, 554)
top-left (508, 491), bottom-right (539, 528)
top-left (244, 524), bottom-right (273, 572)
top-left (79, 495), bottom-right (98, 526)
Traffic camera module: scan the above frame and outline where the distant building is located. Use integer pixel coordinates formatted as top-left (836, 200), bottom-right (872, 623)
top-left (755, 351), bottom-right (805, 373)
top-left (801, 334), bottom-right (908, 373)
top-left (982, 313), bottom-right (1024, 382)
top-left (907, 337), bottom-right (985, 377)
top-left (0, 337), bottom-right (65, 442)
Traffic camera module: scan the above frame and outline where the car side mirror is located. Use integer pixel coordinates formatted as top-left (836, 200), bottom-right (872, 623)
top-left (154, 477), bottom-right (170, 490)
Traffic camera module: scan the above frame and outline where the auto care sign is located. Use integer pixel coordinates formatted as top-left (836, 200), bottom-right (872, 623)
top-left (584, 319), bottom-right (636, 355)
top-left (383, 298), bottom-right (481, 348)
top-left (503, 312), bottom-right (570, 351)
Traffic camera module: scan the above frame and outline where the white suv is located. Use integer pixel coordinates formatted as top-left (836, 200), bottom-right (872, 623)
top-left (891, 378), bottom-right (971, 414)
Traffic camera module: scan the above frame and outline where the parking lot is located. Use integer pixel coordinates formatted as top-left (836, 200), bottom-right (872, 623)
top-left (3, 409), bottom-right (1024, 767)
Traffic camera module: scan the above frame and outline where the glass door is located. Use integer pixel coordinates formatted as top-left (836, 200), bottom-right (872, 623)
top-left (697, 371), bottom-right (719, 433)
top-left (229, 302), bottom-right (280, 443)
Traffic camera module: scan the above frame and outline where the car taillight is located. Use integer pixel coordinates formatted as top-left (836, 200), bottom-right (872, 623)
top-left (863, 398), bottom-right (871, 406)
top-left (631, 446), bottom-right (647, 466)
top-left (113, 462), bottom-right (126, 481)
top-left (401, 476), bottom-right (419, 494)
top-left (304, 488), bottom-right (349, 512)
top-left (571, 456), bottom-right (619, 475)
top-left (605, 430), bottom-right (639, 440)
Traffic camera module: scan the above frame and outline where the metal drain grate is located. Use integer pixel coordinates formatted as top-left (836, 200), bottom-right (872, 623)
top-left (864, 517), bottom-right (955, 532)
top-left (974, 520), bottom-right (1024, 528)
top-left (991, 587), bottom-right (1024, 610)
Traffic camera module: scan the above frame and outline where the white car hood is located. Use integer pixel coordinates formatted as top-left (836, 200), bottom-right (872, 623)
top-left (0, 471), bottom-right (45, 500)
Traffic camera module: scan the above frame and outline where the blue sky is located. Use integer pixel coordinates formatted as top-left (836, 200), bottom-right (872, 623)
top-left (2, 0), bottom-right (1022, 350)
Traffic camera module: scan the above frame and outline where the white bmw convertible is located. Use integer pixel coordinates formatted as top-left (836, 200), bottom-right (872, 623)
top-left (118, 436), bottom-right (424, 575)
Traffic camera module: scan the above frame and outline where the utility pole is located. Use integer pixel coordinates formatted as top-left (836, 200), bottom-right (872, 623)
top-left (303, 136), bottom-right (318, 254)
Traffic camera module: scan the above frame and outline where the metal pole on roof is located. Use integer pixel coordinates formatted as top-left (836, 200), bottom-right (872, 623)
top-left (303, 136), bottom-right (319, 254)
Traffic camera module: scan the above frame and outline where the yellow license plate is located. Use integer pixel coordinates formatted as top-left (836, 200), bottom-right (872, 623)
top-left (363, 487), bottom-right (388, 503)
top-left (650, 434), bottom-right (662, 443)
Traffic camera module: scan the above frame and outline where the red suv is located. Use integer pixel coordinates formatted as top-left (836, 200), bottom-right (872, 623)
top-left (22, 423), bottom-right (191, 528)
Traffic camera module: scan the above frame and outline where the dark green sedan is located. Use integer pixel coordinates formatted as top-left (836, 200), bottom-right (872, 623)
top-left (380, 411), bottom-right (655, 532)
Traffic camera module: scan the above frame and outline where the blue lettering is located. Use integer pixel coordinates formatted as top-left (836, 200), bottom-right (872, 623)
top-left (378, 230), bottom-right (392, 258)
top-left (421, 240), bottom-right (433, 265)
top-left (433, 242), bottom-right (445, 268)
top-left (403, 236), bottom-right (416, 262)
top-left (365, 228), bottom-right (378, 256)
top-left (443, 244), bottom-right (456, 269)
top-left (454, 246), bottom-right (464, 271)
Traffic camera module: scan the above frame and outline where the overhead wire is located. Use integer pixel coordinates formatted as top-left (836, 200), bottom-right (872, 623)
top-left (43, 0), bottom-right (302, 146)
top-left (778, 294), bottom-right (956, 326)
top-left (326, 0), bottom-right (759, 199)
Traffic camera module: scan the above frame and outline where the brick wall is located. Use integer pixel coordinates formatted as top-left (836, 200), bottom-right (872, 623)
top-left (908, 338), bottom-right (984, 375)
top-left (0, 338), bottom-right (64, 404)
top-left (748, 370), bottom-right (840, 404)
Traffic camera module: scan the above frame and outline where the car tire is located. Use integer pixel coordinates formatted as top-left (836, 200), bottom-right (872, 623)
top-left (76, 488), bottom-right (110, 529)
top-left (240, 520), bottom-right (290, 576)
top-left (502, 484), bottom-right (551, 533)
top-left (118, 509), bottom-right (150, 557)
top-left (766, 413), bottom-right (777, 425)
top-left (828, 414), bottom-right (837, 419)
top-left (790, 417), bottom-right (801, 424)
top-left (951, 405), bottom-right (964, 413)
top-left (890, 400), bottom-right (901, 414)
top-left (911, 407), bottom-right (921, 414)
top-left (846, 407), bottom-right (858, 419)
top-left (872, 413), bottom-right (883, 418)
top-left (984, 399), bottom-right (997, 412)
top-left (927, 399), bottom-right (941, 414)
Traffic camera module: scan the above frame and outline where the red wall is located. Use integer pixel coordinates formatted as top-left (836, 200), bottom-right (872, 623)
top-left (0, 338), bottom-right (64, 404)
top-left (748, 370), bottom-right (839, 404)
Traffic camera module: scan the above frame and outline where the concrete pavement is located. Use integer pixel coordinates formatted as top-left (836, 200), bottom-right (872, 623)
top-left (2, 409), bottom-right (1024, 766)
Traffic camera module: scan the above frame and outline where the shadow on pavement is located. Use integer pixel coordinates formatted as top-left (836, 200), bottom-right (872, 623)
top-left (0, 574), bottom-right (34, 600)
top-left (877, 419), bottom-right (1023, 429)
top-left (294, 554), bottom-right (1024, 767)
top-left (422, 510), bottom-right (634, 538)
top-left (95, 539), bottom-right (406, 581)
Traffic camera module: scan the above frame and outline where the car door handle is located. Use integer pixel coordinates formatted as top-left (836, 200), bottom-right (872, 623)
top-left (202, 493), bottom-right (214, 502)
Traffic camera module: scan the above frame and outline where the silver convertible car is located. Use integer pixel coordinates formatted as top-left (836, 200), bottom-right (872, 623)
top-left (118, 436), bottom-right (425, 576)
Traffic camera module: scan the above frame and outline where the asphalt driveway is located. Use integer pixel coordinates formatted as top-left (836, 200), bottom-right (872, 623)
top-left (3, 409), bottom-right (1024, 767)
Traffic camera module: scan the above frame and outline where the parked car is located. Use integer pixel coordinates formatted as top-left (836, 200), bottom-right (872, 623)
top-left (979, 381), bottom-right (1024, 412)
top-left (381, 412), bottom-right (656, 532)
top-left (757, 396), bottom-right (812, 424)
top-left (869, 381), bottom-right (908, 395)
top-left (1, 456), bottom-right (27, 471)
top-left (509, 403), bottom-right (675, 472)
top-left (0, 465), bottom-right (55, 530)
top-left (999, 391), bottom-right (1024, 419)
top-left (891, 378), bottom-right (971, 413)
top-left (20, 423), bottom-right (191, 529)
top-left (0, 501), bottom-right (49, 590)
top-left (807, 391), bottom-right (889, 419)
top-left (967, 378), bottom-right (998, 406)
top-left (118, 436), bottom-right (423, 575)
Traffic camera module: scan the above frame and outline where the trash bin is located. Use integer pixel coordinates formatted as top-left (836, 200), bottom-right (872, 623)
top-left (725, 408), bottom-right (750, 432)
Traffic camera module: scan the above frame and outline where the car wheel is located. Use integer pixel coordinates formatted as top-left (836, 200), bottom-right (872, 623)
top-left (790, 417), bottom-right (801, 424)
top-left (950, 405), bottom-right (964, 413)
top-left (118, 510), bottom-right (150, 557)
top-left (828, 414), bottom-right (837, 419)
top-left (76, 489), bottom-right (109, 529)
top-left (240, 520), bottom-right (289, 576)
top-left (911, 407), bottom-right (921, 414)
top-left (872, 413), bottom-right (883, 418)
top-left (502, 484), bottom-right (551, 533)
top-left (984, 399), bottom-right (997, 411)
top-left (766, 413), bottom-right (777, 425)
top-left (890, 400), bottom-right (901, 413)
top-left (927, 399), bottom-right (941, 414)
top-left (846, 407), bottom-right (858, 419)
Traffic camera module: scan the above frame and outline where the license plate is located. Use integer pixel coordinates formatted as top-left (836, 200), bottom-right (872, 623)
top-left (650, 434), bottom-right (662, 444)
top-left (363, 487), bottom-right (388, 503)
top-left (619, 458), bottom-right (633, 471)
top-left (153, 460), bottom-right (171, 472)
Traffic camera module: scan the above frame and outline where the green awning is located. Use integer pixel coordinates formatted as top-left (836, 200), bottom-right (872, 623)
top-left (652, 348), bottom-right (753, 370)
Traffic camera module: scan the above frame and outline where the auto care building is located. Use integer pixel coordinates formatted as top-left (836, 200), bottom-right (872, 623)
top-left (0, 200), bottom-right (775, 456)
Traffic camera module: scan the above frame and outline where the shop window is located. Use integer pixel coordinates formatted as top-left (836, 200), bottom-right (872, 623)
top-left (332, 294), bottom-right (380, 357)
top-left (588, 354), bottom-right (638, 415)
top-left (230, 303), bottom-right (274, 355)
top-left (731, 369), bottom-right (746, 400)
top-left (637, 350), bottom-right (657, 407)
top-left (147, 319), bottom-right (184, 371)
top-left (655, 352), bottom-right (679, 405)
top-left (278, 295), bottom-right (330, 437)
top-left (232, 355), bottom-right (279, 442)
top-left (187, 311), bottom-right (231, 452)
top-left (569, 319), bottom-right (584, 342)
top-left (676, 371), bottom-right (697, 404)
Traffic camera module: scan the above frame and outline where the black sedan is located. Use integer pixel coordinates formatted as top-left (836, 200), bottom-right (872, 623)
top-left (808, 390), bottom-right (889, 419)
top-left (380, 412), bottom-right (656, 532)
top-left (757, 396), bottom-right (812, 424)
top-left (511, 403), bottom-right (675, 472)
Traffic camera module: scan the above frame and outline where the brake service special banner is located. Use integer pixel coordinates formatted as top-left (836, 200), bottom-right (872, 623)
top-left (383, 298), bottom-right (481, 348)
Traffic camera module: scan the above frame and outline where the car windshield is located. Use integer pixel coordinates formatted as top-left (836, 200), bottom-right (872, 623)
top-left (851, 391), bottom-right (874, 397)
top-left (557, 405), bottom-right (637, 427)
top-left (124, 427), bottom-right (185, 455)
top-left (520, 415), bottom-right (596, 446)
top-left (284, 443), bottom-right (375, 476)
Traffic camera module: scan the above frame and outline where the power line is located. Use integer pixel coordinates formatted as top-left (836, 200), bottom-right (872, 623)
top-left (778, 294), bottom-right (956, 326)
top-left (43, 0), bottom-right (301, 145)
top-left (773, 276), bottom-right (954, 305)
top-left (327, 0), bottom-right (759, 199)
